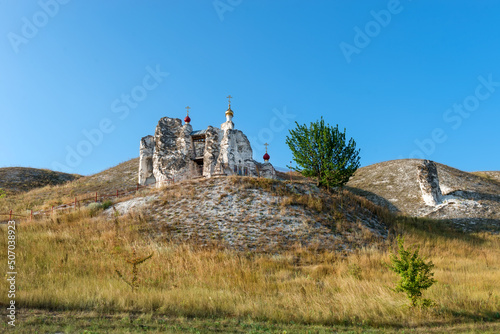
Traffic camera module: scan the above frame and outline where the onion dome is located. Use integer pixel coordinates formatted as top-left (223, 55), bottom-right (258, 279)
top-left (263, 143), bottom-right (270, 162)
top-left (184, 106), bottom-right (191, 124)
top-left (225, 95), bottom-right (234, 117)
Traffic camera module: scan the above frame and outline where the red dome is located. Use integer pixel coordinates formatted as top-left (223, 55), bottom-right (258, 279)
top-left (184, 115), bottom-right (191, 123)
top-left (263, 152), bottom-right (270, 161)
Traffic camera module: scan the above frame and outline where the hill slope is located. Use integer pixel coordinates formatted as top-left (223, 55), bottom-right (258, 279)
top-left (472, 171), bottom-right (500, 184)
top-left (347, 159), bottom-right (500, 230)
top-left (0, 167), bottom-right (80, 193)
top-left (2, 158), bottom-right (498, 234)
top-left (0, 159), bottom-right (139, 213)
top-left (110, 176), bottom-right (389, 252)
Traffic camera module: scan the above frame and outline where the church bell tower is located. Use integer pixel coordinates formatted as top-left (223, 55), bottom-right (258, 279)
top-left (221, 94), bottom-right (234, 131)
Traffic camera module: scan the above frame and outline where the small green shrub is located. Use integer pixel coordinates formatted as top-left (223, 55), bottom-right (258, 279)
top-left (87, 203), bottom-right (101, 217)
top-left (388, 236), bottom-right (436, 307)
top-left (87, 202), bottom-right (101, 212)
top-left (101, 200), bottom-right (113, 210)
top-left (87, 200), bottom-right (114, 216)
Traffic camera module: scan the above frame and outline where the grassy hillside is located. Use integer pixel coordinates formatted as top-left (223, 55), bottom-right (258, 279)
top-left (0, 158), bottom-right (139, 214)
top-left (347, 159), bottom-right (500, 214)
top-left (0, 167), bottom-right (80, 193)
top-left (1, 158), bottom-right (500, 332)
top-left (1, 193), bottom-right (499, 331)
top-left (3, 157), bottom-right (498, 230)
top-left (347, 159), bottom-right (500, 231)
top-left (111, 176), bottom-right (391, 252)
top-left (472, 171), bottom-right (500, 184)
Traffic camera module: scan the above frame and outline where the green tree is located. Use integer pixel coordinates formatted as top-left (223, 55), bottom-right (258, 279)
top-left (286, 117), bottom-right (360, 190)
top-left (0, 188), bottom-right (6, 199)
top-left (389, 236), bottom-right (436, 307)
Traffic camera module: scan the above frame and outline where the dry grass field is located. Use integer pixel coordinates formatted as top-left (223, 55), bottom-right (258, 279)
top-left (1, 159), bottom-right (499, 332)
top-left (1, 185), bottom-right (500, 332)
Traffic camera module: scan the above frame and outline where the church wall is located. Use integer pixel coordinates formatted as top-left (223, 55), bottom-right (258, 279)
top-left (202, 126), bottom-right (222, 177)
top-left (139, 115), bottom-right (277, 186)
top-left (151, 117), bottom-right (195, 185)
top-left (216, 129), bottom-right (258, 177)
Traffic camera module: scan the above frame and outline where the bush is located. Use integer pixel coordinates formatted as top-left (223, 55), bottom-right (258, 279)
top-left (87, 203), bottom-right (102, 217)
top-left (87, 200), bottom-right (113, 216)
top-left (101, 200), bottom-right (113, 210)
top-left (388, 236), bottom-right (436, 307)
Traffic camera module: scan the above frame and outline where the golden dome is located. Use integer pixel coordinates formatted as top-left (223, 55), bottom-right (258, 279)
top-left (225, 95), bottom-right (234, 117)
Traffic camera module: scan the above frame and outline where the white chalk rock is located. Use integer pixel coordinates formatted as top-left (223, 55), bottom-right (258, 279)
top-left (417, 160), bottom-right (443, 206)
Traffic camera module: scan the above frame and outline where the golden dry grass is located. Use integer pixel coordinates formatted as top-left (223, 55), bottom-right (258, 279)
top-left (0, 158), bottom-right (139, 215)
top-left (1, 205), bottom-right (499, 329)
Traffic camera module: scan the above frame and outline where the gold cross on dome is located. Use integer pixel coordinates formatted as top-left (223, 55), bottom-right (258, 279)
top-left (185, 106), bottom-right (191, 115)
top-left (226, 95), bottom-right (232, 107)
top-left (264, 142), bottom-right (269, 153)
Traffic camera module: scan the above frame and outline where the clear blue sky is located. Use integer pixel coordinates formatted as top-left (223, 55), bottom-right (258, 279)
top-left (1, 0), bottom-right (499, 175)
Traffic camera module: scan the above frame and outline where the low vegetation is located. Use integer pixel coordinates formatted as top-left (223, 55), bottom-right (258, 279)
top-left (0, 167), bottom-right (80, 193)
top-left (388, 236), bottom-right (436, 307)
top-left (0, 159), bottom-right (138, 215)
top-left (1, 157), bottom-right (499, 332)
top-left (1, 196), bottom-right (499, 332)
top-left (471, 171), bottom-right (500, 185)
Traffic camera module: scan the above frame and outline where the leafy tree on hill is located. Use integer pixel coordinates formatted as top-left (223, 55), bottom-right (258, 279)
top-left (286, 117), bottom-right (360, 191)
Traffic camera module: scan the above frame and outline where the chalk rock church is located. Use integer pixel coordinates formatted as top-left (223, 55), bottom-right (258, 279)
top-left (138, 96), bottom-right (276, 186)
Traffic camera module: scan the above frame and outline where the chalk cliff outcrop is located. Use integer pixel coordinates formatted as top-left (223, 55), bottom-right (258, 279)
top-left (152, 117), bottom-right (194, 184)
top-left (138, 135), bottom-right (155, 185)
top-left (417, 159), bottom-right (443, 206)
